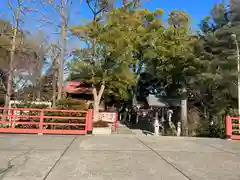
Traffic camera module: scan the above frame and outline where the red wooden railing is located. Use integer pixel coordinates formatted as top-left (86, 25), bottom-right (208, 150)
top-left (225, 116), bottom-right (240, 140)
top-left (0, 107), bottom-right (93, 135)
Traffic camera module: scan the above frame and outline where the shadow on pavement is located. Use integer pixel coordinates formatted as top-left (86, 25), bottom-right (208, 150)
top-left (123, 115), bottom-right (154, 135)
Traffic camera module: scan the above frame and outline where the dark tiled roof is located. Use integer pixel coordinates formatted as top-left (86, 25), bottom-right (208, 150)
top-left (147, 95), bottom-right (181, 107)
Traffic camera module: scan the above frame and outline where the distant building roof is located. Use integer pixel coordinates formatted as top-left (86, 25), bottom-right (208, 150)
top-left (147, 95), bottom-right (168, 107)
top-left (146, 95), bottom-right (181, 107)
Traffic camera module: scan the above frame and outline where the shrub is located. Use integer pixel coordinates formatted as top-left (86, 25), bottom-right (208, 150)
top-left (93, 120), bottom-right (109, 128)
top-left (14, 103), bottom-right (49, 109)
top-left (195, 110), bottom-right (226, 138)
top-left (56, 98), bottom-right (88, 110)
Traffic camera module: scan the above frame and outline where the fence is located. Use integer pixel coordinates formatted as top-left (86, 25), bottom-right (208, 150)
top-left (0, 107), bottom-right (93, 135)
top-left (99, 111), bottom-right (118, 132)
top-left (225, 116), bottom-right (240, 140)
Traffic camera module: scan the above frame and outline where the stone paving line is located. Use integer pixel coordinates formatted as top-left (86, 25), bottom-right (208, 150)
top-left (0, 134), bottom-right (240, 180)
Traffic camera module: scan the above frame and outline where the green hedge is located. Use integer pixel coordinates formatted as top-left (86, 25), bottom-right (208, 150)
top-left (232, 119), bottom-right (240, 135)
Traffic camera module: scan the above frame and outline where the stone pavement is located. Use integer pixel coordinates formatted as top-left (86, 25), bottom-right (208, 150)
top-left (0, 134), bottom-right (240, 180)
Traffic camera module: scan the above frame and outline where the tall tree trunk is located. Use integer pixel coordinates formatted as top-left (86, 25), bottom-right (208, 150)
top-left (92, 85), bottom-right (105, 122)
top-left (4, 0), bottom-right (20, 109)
top-left (52, 77), bottom-right (57, 108)
top-left (57, 0), bottom-right (67, 100)
top-left (52, 58), bottom-right (57, 108)
top-left (36, 78), bottom-right (41, 101)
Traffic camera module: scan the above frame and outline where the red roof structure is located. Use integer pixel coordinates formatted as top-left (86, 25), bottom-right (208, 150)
top-left (63, 81), bottom-right (93, 94)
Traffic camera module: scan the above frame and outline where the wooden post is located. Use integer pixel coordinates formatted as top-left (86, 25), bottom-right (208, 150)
top-left (181, 99), bottom-right (188, 136)
top-left (154, 111), bottom-right (160, 136)
top-left (38, 110), bottom-right (44, 135)
top-left (114, 112), bottom-right (118, 132)
top-left (9, 110), bottom-right (13, 128)
top-left (86, 109), bottom-right (93, 134)
top-left (225, 115), bottom-right (232, 140)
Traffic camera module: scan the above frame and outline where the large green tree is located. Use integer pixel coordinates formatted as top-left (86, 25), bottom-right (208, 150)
top-left (69, 8), bottom-right (165, 121)
top-left (187, 2), bottom-right (240, 137)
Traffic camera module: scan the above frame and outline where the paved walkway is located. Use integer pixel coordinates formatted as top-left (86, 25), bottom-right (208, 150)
top-left (0, 134), bottom-right (240, 180)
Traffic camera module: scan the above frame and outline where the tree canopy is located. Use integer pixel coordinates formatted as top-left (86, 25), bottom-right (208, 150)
top-left (0, 0), bottom-right (238, 136)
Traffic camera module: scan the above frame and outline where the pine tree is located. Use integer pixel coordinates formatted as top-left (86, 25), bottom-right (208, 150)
top-left (193, 2), bottom-right (240, 123)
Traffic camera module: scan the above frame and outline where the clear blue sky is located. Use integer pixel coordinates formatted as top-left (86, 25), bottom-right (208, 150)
top-left (70, 0), bottom-right (226, 29)
top-left (142, 0), bottom-right (225, 28)
top-left (0, 0), bottom-right (227, 45)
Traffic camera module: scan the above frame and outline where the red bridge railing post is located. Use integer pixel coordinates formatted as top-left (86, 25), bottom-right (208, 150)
top-left (9, 110), bottom-right (13, 128)
top-left (226, 115), bottom-right (232, 140)
top-left (39, 110), bottom-right (44, 135)
top-left (114, 112), bottom-right (118, 132)
top-left (86, 109), bottom-right (93, 134)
